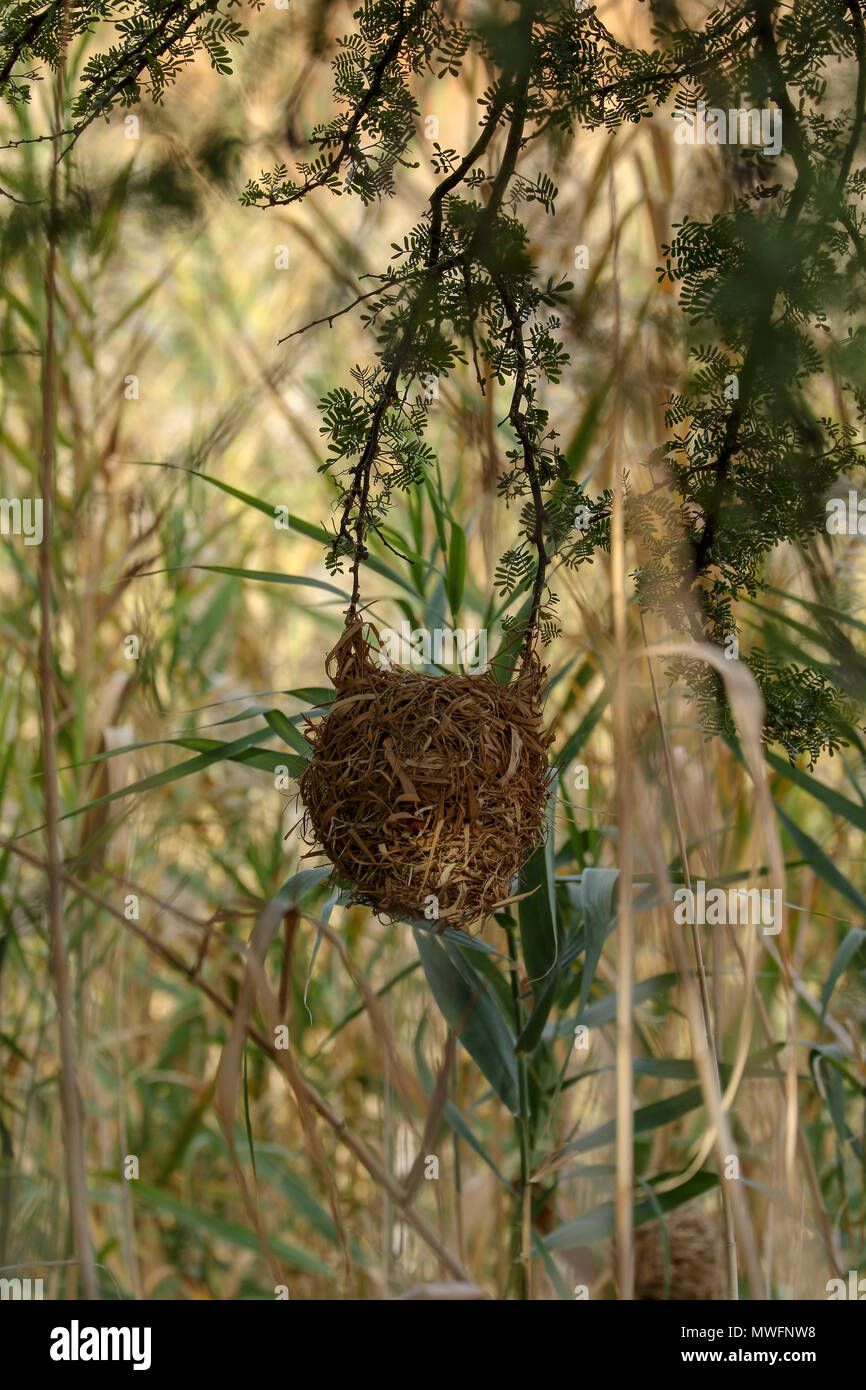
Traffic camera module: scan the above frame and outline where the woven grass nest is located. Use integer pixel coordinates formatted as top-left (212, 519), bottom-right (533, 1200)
top-left (629, 1203), bottom-right (723, 1300)
top-left (299, 619), bottom-right (555, 928)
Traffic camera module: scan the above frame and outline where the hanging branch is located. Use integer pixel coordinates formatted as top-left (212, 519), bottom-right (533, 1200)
top-left (494, 274), bottom-right (548, 659)
top-left (332, 250), bottom-right (464, 622)
top-left (333, 33), bottom-right (533, 624)
top-left (688, 0), bottom-right (816, 585)
top-left (266, 0), bottom-right (432, 208)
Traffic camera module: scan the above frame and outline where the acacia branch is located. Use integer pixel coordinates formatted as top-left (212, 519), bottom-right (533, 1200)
top-left (61, 0), bottom-right (226, 156)
top-left (494, 274), bottom-right (548, 657)
top-left (262, 0), bottom-right (430, 207)
top-left (691, 0), bottom-right (814, 580)
top-left (333, 22), bottom-right (533, 621)
top-left (0, 1), bottom-right (60, 89)
top-left (837, 0), bottom-right (866, 197)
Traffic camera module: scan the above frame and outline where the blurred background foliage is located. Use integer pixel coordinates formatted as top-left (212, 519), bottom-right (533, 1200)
top-left (0, 0), bottom-right (864, 1299)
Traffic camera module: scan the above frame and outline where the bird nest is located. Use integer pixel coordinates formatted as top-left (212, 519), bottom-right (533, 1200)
top-left (298, 620), bottom-right (554, 928)
top-left (625, 1203), bottom-right (723, 1300)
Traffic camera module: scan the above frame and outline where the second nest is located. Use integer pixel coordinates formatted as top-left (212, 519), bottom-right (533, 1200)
top-left (299, 621), bottom-right (554, 928)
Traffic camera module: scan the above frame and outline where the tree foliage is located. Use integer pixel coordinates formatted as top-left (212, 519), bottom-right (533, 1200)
top-left (4, 0), bottom-right (865, 759)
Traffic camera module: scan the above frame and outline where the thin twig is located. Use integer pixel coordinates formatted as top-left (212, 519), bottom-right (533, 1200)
top-left (493, 274), bottom-right (548, 659)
